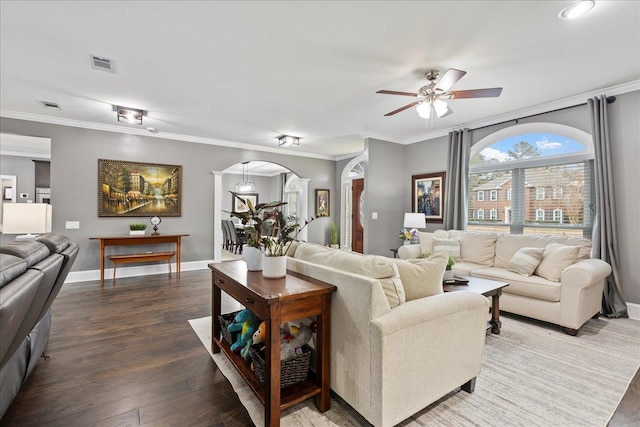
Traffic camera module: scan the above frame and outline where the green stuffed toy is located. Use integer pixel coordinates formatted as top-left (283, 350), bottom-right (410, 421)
top-left (227, 309), bottom-right (260, 360)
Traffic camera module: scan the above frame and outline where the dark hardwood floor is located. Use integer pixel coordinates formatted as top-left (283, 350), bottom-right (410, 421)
top-left (1, 270), bottom-right (253, 427)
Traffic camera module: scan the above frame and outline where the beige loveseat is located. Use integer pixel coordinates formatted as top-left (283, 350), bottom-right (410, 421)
top-left (286, 242), bottom-right (489, 427)
top-left (398, 230), bottom-right (612, 335)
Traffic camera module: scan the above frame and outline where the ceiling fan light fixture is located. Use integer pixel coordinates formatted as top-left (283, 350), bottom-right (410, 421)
top-left (416, 102), bottom-right (432, 119)
top-left (558, 0), bottom-right (595, 20)
top-left (433, 99), bottom-right (449, 118)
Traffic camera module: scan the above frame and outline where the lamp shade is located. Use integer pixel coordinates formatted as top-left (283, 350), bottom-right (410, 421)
top-left (2, 203), bottom-right (52, 235)
top-left (403, 213), bottom-right (425, 229)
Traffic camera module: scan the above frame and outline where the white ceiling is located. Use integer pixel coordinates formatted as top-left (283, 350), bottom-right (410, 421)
top-left (1, 1), bottom-right (639, 160)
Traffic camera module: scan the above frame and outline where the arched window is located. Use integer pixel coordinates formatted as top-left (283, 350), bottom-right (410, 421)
top-left (468, 123), bottom-right (594, 237)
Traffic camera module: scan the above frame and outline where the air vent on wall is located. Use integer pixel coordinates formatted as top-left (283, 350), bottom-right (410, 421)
top-left (42, 101), bottom-right (61, 110)
top-left (90, 55), bottom-right (115, 73)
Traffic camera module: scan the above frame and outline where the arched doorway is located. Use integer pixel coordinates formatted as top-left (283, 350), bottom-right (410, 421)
top-left (340, 154), bottom-right (367, 252)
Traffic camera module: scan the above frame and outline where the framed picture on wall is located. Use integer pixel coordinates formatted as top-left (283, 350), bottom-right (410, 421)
top-left (412, 172), bottom-right (445, 223)
top-left (232, 192), bottom-right (258, 213)
top-left (98, 159), bottom-right (182, 217)
top-left (316, 189), bottom-right (329, 217)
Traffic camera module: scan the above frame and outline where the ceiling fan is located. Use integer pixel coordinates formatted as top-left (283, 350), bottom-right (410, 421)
top-left (376, 68), bottom-right (502, 126)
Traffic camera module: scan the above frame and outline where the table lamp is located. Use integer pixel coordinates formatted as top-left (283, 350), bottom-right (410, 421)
top-left (403, 213), bottom-right (425, 243)
top-left (2, 203), bottom-right (52, 241)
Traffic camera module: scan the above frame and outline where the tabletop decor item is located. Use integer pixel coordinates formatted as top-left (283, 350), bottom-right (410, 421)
top-left (150, 216), bottom-right (161, 235)
top-left (129, 223), bottom-right (147, 235)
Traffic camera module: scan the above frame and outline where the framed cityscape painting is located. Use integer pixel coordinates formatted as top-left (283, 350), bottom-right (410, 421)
top-left (98, 159), bottom-right (182, 217)
top-left (412, 172), bottom-right (445, 223)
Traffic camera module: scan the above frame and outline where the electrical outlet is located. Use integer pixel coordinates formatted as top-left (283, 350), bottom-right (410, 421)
top-left (372, 212), bottom-right (378, 219)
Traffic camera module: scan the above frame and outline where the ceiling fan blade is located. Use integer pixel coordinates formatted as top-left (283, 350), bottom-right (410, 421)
top-left (384, 101), bottom-right (420, 116)
top-left (435, 68), bottom-right (467, 92)
top-left (449, 88), bottom-right (503, 99)
top-left (376, 90), bottom-right (418, 97)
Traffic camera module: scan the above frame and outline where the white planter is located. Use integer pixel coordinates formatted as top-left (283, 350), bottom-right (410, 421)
top-left (330, 244), bottom-right (340, 250)
top-left (443, 270), bottom-right (454, 280)
top-left (129, 230), bottom-right (146, 235)
top-left (243, 247), bottom-right (263, 271)
top-left (262, 256), bottom-right (287, 279)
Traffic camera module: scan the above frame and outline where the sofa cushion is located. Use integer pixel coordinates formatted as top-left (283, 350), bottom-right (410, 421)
top-left (471, 267), bottom-right (561, 302)
top-left (433, 229), bottom-right (449, 239)
top-left (460, 231), bottom-right (497, 266)
top-left (35, 234), bottom-right (70, 254)
top-left (0, 254), bottom-right (28, 288)
top-left (293, 243), bottom-right (405, 308)
top-left (494, 234), bottom-right (553, 269)
top-left (0, 241), bottom-right (50, 267)
top-left (432, 238), bottom-right (461, 261)
top-left (394, 252), bottom-right (447, 301)
top-left (535, 243), bottom-right (580, 282)
top-left (451, 261), bottom-right (490, 276)
top-left (418, 232), bottom-right (434, 254)
top-left (507, 247), bottom-right (545, 276)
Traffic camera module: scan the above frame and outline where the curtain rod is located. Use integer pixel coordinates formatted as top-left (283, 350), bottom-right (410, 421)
top-left (470, 95), bottom-right (617, 133)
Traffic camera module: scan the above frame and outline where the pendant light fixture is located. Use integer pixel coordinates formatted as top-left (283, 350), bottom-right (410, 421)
top-left (235, 161), bottom-right (255, 193)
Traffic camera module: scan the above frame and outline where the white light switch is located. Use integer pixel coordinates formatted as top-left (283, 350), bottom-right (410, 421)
top-left (372, 212), bottom-right (378, 219)
top-left (66, 221), bottom-right (80, 229)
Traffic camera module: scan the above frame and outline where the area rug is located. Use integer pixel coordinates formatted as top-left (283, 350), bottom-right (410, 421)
top-left (189, 315), bottom-right (640, 426)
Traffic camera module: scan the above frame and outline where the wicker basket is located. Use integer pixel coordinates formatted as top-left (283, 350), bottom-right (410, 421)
top-left (217, 310), bottom-right (242, 346)
top-left (250, 344), bottom-right (312, 388)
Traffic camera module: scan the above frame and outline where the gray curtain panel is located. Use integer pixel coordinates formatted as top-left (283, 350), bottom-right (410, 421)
top-left (588, 95), bottom-right (627, 317)
top-left (444, 129), bottom-right (471, 230)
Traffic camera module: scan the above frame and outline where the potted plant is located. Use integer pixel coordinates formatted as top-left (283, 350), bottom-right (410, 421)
top-left (260, 209), bottom-right (316, 278)
top-left (129, 223), bottom-right (147, 235)
top-left (399, 229), bottom-right (412, 245)
top-left (227, 194), bottom-right (287, 271)
top-left (329, 223), bottom-right (339, 249)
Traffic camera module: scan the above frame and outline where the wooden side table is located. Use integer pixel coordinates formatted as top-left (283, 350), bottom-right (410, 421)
top-left (209, 260), bottom-right (336, 427)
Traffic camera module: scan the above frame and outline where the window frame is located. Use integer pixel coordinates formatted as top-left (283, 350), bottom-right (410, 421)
top-left (477, 190), bottom-right (485, 201)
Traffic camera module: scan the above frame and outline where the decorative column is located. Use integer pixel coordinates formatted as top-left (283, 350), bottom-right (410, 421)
top-left (212, 171), bottom-right (224, 263)
top-left (299, 178), bottom-right (310, 242)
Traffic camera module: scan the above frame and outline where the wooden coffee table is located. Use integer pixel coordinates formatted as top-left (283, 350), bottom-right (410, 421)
top-left (443, 276), bottom-right (509, 334)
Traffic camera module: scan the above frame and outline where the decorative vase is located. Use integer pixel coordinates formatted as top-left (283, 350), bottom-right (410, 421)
top-left (403, 240), bottom-right (411, 246)
top-left (129, 230), bottom-right (145, 235)
top-left (243, 246), bottom-right (263, 271)
top-left (443, 270), bottom-right (454, 280)
top-left (262, 256), bottom-right (287, 279)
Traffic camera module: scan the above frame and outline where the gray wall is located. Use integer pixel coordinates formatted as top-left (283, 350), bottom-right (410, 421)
top-left (364, 138), bottom-right (404, 256)
top-left (220, 173), bottom-right (280, 215)
top-left (0, 117), bottom-right (337, 271)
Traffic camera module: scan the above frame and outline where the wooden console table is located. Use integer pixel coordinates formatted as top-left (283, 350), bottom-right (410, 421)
top-left (209, 260), bottom-right (336, 427)
top-left (90, 234), bottom-right (189, 283)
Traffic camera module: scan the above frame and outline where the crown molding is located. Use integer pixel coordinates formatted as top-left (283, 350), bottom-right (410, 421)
top-left (403, 79), bottom-right (640, 145)
top-left (359, 131), bottom-right (402, 144)
top-left (0, 110), bottom-right (336, 161)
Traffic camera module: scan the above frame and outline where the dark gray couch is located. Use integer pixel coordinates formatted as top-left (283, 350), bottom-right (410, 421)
top-left (0, 234), bottom-right (79, 418)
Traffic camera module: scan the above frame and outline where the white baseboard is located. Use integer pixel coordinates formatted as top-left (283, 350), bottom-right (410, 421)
top-left (65, 260), bottom-right (215, 284)
top-left (627, 302), bottom-right (640, 321)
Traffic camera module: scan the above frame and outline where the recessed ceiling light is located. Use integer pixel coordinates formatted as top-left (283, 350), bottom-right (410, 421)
top-left (41, 101), bottom-right (61, 110)
top-left (558, 0), bottom-right (595, 20)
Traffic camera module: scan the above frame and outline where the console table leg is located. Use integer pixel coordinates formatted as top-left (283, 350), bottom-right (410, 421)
top-left (265, 302), bottom-right (282, 427)
top-left (315, 294), bottom-right (331, 412)
top-left (211, 275), bottom-right (221, 354)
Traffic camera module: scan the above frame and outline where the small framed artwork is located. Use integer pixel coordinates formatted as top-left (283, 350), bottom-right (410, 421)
top-left (412, 172), bottom-right (445, 223)
top-left (232, 192), bottom-right (258, 213)
top-left (315, 189), bottom-right (329, 217)
top-left (98, 159), bottom-right (182, 217)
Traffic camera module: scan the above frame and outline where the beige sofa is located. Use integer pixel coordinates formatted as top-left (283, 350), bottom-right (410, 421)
top-left (398, 230), bottom-right (612, 335)
top-left (286, 242), bottom-right (489, 427)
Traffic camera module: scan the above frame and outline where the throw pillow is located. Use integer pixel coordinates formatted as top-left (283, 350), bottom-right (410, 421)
top-left (394, 252), bottom-right (448, 301)
top-left (535, 243), bottom-right (580, 282)
top-left (433, 229), bottom-right (449, 239)
top-left (506, 247), bottom-right (545, 276)
top-left (432, 237), bottom-right (461, 261)
top-left (418, 231), bottom-right (434, 254)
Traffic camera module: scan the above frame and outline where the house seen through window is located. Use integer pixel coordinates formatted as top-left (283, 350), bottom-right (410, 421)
top-left (467, 124), bottom-right (594, 237)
